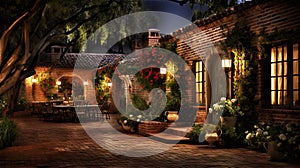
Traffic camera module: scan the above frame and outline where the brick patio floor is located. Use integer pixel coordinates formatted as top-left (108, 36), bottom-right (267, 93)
top-left (0, 111), bottom-right (298, 168)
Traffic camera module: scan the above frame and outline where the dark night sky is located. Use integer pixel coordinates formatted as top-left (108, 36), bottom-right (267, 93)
top-left (143, 0), bottom-right (194, 21)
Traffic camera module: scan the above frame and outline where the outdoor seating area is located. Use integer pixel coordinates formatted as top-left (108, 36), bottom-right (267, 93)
top-left (29, 100), bottom-right (110, 122)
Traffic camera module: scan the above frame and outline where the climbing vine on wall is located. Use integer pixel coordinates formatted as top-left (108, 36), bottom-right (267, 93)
top-left (221, 19), bottom-right (258, 132)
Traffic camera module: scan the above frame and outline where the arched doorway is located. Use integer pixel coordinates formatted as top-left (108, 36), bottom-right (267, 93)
top-left (57, 76), bottom-right (84, 101)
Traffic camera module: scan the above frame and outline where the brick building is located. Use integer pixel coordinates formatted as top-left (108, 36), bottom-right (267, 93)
top-left (171, 0), bottom-right (300, 123)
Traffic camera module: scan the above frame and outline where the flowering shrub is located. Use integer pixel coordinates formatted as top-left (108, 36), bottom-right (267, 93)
top-left (245, 122), bottom-right (300, 159)
top-left (38, 70), bottom-right (55, 100)
top-left (209, 97), bottom-right (244, 118)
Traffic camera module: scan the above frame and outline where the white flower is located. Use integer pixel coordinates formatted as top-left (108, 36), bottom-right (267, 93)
top-left (277, 142), bottom-right (282, 147)
top-left (220, 97), bottom-right (226, 102)
top-left (267, 136), bottom-right (271, 140)
top-left (231, 99), bottom-right (237, 103)
top-left (137, 119), bottom-right (140, 122)
top-left (266, 126), bottom-right (270, 130)
top-left (123, 120), bottom-right (128, 124)
top-left (129, 114), bottom-right (133, 118)
top-left (263, 131), bottom-right (268, 136)
top-left (254, 125), bottom-right (258, 129)
top-left (137, 115), bottom-right (142, 119)
top-left (246, 133), bottom-right (252, 140)
top-left (213, 104), bottom-right (220, 111)
top-left (209, 108), bottom-right (213, 113)
top-left (219, 105), bottom-right (224, 109)
top-left (278, 134), bottom-right (287, 141)
top-left (245, 130), bottom-right (249, 134)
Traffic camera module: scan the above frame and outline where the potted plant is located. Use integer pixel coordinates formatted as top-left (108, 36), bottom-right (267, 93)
top-left (245, 122), bottom-right (300, 161)
top-left (210, 97), bottom-right (244, 128)
top-left (165, 76), bottom-right (180, 122)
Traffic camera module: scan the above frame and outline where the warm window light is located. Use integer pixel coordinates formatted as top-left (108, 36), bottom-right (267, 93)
top-left (160, 67), bottom-right (167, 74)
top-left (222, 58), bottom-right (232, 68)
top-left (31, 78), bottom-right (37, 83)
top-left (56, 81), bottom-right (61, 85)
top-left (107, 82), bottom-right (112, 87)
top-left (83, 81), bottom-right (89, 86)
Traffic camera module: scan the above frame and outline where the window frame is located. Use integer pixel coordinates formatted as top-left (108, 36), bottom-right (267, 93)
top-left (269, 42), bottom-right (300, 109)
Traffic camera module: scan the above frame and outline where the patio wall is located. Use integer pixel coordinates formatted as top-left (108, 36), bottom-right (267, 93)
top-left (25, 67), bottom-right (96, 104)
top-left (171, 0), bottom-right (300, 123)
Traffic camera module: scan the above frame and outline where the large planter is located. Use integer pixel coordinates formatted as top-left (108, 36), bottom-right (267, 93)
top-left (263, 141), bottom-right (285, 161)
top-left (138, 121), bottom-right (168, 136)
top-left (166, 111), bottom-right (179, 122)
top-left (220, 116), bottom-right (237, 128)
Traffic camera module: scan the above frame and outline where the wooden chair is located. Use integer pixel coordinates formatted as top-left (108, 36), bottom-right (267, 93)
top-left (101, 101), bottom-right (111, 120)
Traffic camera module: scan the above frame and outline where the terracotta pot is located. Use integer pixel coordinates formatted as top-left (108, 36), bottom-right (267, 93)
top-left (263, 141), bottom-right (284, 161)
top-left (167, 111), bottom-right (179, 122)
top-left (220, 116), bottom-right (237, 128)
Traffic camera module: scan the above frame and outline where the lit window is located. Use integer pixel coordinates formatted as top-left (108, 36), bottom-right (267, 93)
top-left (195, 61), bottom-right (206, 105)
top-left (270, 44), bottom-right (299, 107)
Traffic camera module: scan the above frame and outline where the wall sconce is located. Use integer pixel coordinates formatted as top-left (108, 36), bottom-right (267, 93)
top-left (107, 82), bottom-right (112, 87)
top-left (222, 58), bottom-right (232, 68)
top-left (31, 78), bottom-right (37, 83)
top-left (56, 81), bottom-right (61, 85)
top-left (83, 81), bottom-right (89, 86)
top-left (160, 67), bottom-right (167, 74)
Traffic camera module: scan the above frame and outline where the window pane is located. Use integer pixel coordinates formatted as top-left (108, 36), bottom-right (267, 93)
top-left (278, 91), bottom-right (282, 105)
top-left (271, 91), bottom-right (276, 105)
top-left (196, 62), bottom-right (199, 72)
top-left (283, 91), bottom-right (287, 105)
top-left (278, 77), bottom-right (283, 90)
top-left (293, 91), bottom-right (299, 106)
top-left (293, 44), bottom-right (298, 59)
top-left (196, 93), bottom-right (199, 102)
top-left (271, 63), bottom-right (276, 76)
top-left (284, 46), bottom-right (287, 61)
top-left (271, 47), bottom-right (276, 62)
top-left (284, 77), bottom-right (287, 90)
top-left (283, 62), bottom-right (288, 75)
top-left (199, 83), bottom-right (202, 92)
top-left (278, 47), bottom-right (282, 61)
top-left (277, 63), bottom-right (282, 76)
top-left (293, 76), bottom-right (299, 89)
top-left (196, 83), bottom-right (200, 92)
top-left (271, 78), bottom-right (276, 90)
top-left (294, 61), bottom-right (299, 74)
top-left (200, 73), bottom-right (202, 82)
top-left (199, 61), bottom-right (202, 71)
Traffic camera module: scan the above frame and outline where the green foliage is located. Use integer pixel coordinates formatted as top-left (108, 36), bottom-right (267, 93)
top-left (165, 77), bottom-right (181, 111)
top-left (218, 126), bottom-right (243, 147)
top-left (221, 19), bottom-right (258, 133)
top-left (187, 124), bottom-right (203, 143)
top-left (130, 94), bottom-right (149, 111)
top-left (0, 95), bottom-right (8, 113)
top-left (15, 97), bottom-right (29, 111)
top-left (0, 117), bottom-right (18, 149)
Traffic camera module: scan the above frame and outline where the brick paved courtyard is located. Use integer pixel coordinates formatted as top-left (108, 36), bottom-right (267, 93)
top-left (0, 112), bottom-right (298, 168)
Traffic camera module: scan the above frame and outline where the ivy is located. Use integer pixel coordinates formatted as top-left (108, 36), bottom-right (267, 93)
top-left (221, 18), bottom-right (258, 132)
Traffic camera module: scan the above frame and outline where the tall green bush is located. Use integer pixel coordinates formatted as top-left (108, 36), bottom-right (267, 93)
top-left (0, 117), bottom-right (18, 149)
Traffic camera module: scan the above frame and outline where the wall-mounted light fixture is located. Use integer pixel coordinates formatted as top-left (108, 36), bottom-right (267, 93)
top-left (56, 81), bottom-right (62, 85)
top-left (107, 82), bottom-right (112, 87)
top-left (83, 81), bottom-right (89, 86)
top-left (222, 58), bottom-right (232, 68)
top-left (160, 67), bottom-right (167, 74)
top-left (31, 78), bottom-right (37, 83)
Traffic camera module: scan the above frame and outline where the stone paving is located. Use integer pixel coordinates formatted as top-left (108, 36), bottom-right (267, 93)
top-left (0, 112), bottom-right (299, 168)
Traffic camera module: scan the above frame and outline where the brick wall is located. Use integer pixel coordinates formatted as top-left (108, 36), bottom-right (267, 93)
top-left (26, 67), bottom-right (96, 104)
top-left (171, 0), bottom-right (300, 123)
